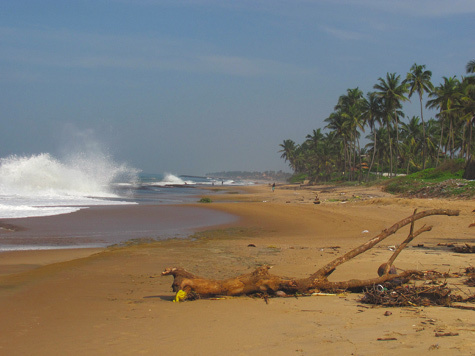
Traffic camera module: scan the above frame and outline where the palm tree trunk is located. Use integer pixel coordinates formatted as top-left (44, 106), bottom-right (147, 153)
top-left (419, 95), bottom-right (426, 169)
top-left (448, 118), bottom-right (455, 159)
top-left (356, 136), bottom-right (362, 182)
top-left (353, 129), bottom-right (358, 181)
top-left (367, 129), bottom-right (377, 181)
top-left (468, 117), bottom-right (474, 161)
top-left (386, 121), bottom-right (393, 177)
top-left (437, 115), bottom-right (445, 166)
top-left (394, 113), bottom-right (400, 176)
top-left (461, 124), bottom-right (466, 159)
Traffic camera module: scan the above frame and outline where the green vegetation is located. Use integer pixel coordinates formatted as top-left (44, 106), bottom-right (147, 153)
top-left (288, 173), bottom-right (308, 184)
top-left (279, 60), bottom-right (475, 185)
top-left (383, 160), bottom-right (474, 198)
top-left (198, 197), bottom-right (213, 203)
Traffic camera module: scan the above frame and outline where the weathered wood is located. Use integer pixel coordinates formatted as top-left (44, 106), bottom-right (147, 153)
top-left (162, 266), bottom-right (295, 297)
top-left (309, 209), bottom-right (459, 280)
top-left (161, 209), bottom-right (460, 300)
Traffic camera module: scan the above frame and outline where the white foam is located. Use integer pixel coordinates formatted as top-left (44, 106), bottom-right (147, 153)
top-left (0, 153), bottom-right (139, 218)
top-left (143, 173), bottom-right (195, 187)
top-left (0, 203), bottom-right (82, 219)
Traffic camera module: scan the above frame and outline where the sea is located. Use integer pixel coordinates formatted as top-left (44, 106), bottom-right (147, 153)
top-left (0, 153), bottom-right (251, 251)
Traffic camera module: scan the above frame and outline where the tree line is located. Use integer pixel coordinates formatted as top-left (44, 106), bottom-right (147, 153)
top-left (279, 60), bottom-right (475, 182)
top-left (207, 170), bottom-right (291, 182)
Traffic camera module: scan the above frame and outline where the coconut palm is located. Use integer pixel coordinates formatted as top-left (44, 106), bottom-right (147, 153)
top-left (334, 88), bottom-right (365, 180)
top-left (424, 119), bottom-right (441, 165)
top-left (427, 76), bottom-right (461, 161)
top-left (457, 77), bottom-right (475, 159)
top-left (405, 63), bottom-right (434, 168)
top-left (400, 116), bottom-right (423, 172)
top-left (374, 73), bottom-right (409, 176)
top-left (305, 128), bottom-right (324, 152)
top-left (324, 111), bottom-right (352, 178)
top-left (361, 92), bottom-right (383, 180)
top-left (278, 139), bottom-right (298, 171)
top-left (467, 59), bottom-right (475, 74)
top-left (365, 126), bottom-right (392, 177)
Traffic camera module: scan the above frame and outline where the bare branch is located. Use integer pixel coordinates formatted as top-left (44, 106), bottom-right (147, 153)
top-left (161, 209), bottom-right (460, 300)
top-left (309, 209), bottom-right (459, 280)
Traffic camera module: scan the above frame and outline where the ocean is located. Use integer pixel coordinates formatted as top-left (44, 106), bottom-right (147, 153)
top-left (0, 153), bottom-right (250, 250)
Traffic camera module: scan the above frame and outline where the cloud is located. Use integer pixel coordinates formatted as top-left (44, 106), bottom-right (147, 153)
top-left (0, 26), bottom-right (313, 79)
top-left (320, 26), bottom-right (367, 41)
top-left (129, 0), bottom-right (475, 17)
top-left (328, 0), bottom-right (475, 17)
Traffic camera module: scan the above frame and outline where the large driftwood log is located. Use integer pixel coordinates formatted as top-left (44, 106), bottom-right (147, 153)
top-left (162, 209), bottom-right (460, 300)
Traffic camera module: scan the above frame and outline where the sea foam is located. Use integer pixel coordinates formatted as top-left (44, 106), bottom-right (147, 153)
top-left (0, 152), bottom-right (139, 218)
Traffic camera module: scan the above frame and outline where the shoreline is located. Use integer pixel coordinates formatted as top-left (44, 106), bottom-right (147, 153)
top-left (0, 184), bottom-right (473, 355)
top-left (0, 247), bottom-right (105, 276)
top-left (0, 203), bottom-right (238, 252)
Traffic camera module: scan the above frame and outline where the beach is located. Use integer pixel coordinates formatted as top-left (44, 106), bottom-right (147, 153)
top-left (0, 184), bottom-right (473, 355)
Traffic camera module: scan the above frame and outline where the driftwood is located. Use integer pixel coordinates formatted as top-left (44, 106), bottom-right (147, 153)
top-left (451, 244), bottom-right (475, 253)
top-left (162, 209), bottom-right (460, 300)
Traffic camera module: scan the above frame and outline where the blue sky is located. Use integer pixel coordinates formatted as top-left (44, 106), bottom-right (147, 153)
top-left (1, 0), bottom-right (474, 175)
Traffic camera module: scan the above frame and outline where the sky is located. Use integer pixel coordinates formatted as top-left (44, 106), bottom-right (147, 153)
top-left (1, 0), bottom-right (474, 175)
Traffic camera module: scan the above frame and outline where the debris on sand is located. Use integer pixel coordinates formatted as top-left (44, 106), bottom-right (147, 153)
top-left (451, 244), bottom-right (475, 253)
top-left (360, 282), bottom-right (474, 308)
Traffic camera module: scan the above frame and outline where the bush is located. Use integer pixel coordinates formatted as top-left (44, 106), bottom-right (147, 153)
top-left (410, 160), bottom-right (464, 181)
top-left (288, 173), bottom-right (308, 184)
top-left (382, 159), bottom-right (474, 198)
top-left (198, 197), bottom-right (212, 203)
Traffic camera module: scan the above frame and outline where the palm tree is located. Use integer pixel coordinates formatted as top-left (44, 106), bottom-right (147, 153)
top-left (405, 63), bottom-right (434, 168)
top-left (466, 59), bottom-right (475, 74)
top-left (462, 61), bottom-right (475, 159)
top-left (365, 126), bottom-right (391, 177)
top-left (458, 77), bottom-right (475, 160)
top-left (400, 116), bottom-right (423, 172)
top-left (424, 119), bottom-right (441, 165)
top-left (278, 139), bottom-right (298, 171)
top-left (334, 88), bottom-right (365, 180)
top-left (361, 92), bottom-right (383, 180)
top-left (427, 76), bottom-right (461, 162)
top-left (374, 73), bottom-right (409, 176)
top-left (305, 128), bottom-right (324, 152)
top-left (325, 111), bottom-right (351, 178)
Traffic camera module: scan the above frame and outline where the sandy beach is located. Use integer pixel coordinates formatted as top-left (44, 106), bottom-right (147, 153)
top-left (0, 184), bottom-right (474, 355)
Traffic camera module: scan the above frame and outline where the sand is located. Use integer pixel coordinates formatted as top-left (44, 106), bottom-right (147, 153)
top-left (0, 184), bottom-right (473, 355)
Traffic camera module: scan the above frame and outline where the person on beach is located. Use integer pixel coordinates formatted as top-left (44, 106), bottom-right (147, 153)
top-left (272, 183), bottom-right (275, 192)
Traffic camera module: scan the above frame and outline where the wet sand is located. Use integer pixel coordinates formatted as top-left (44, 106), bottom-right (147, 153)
top-left (0, 204), bottom-right (237, 251)
top-left (0, 184), bottom-right (473, 355)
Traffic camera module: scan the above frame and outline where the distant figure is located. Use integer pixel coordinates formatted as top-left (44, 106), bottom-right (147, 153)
top-left (313, 194), bottom-right (320, 204)
top-left (272, 182), bottom-right (275, 192)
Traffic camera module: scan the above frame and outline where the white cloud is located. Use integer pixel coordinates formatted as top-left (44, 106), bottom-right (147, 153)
top-left (101, 0), bottom-right (475, 17)
top-left (326, 0), bottom-right (475, 17)
top-left (320, 26), bottom-right (367, 41)
top-left (0, 26), bottom-right (313, 78)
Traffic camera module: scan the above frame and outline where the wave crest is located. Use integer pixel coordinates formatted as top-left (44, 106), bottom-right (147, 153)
top-left (0, 153), bottom-right (139, 198)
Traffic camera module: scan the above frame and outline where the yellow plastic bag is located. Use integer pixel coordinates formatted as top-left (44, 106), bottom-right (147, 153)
top-left (173, 290), bottom-right (187, 302)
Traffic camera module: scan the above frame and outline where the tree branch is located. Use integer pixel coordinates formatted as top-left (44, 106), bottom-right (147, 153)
top-left (162, 209), bottom-right (460, 300)
top-left (309, 209), bottom-right (459, 281)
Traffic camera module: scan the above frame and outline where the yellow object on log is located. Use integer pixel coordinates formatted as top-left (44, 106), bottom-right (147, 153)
top-left (173, 290), bottom-right (187, 302)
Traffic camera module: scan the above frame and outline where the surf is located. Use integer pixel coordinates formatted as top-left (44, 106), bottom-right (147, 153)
top-left (0, 152), bottom-right (139, 218)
